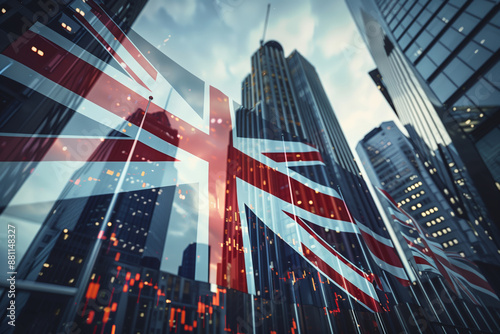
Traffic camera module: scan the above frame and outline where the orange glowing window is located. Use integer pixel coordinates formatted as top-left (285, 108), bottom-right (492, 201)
top-left (102, 307), bottom-right (110, 323)
top-left (86, 310), bottom-right (95, 324)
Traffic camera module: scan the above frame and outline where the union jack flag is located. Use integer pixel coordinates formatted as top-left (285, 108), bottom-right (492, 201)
top-left (1, 0), bottom-right (409, 315)
top-left (377, 188), bottom-right (499, 306)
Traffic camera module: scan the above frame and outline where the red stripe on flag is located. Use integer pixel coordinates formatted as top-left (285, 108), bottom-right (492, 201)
top-left (262, 151), bottom-right (323, 163)
top-left (414, 255), bottom-right (434, 267)
top-left (434, 260), bottom-right (459, 295)
top-left (73, 13), bottom-right (151, 91)
top-left (390, 214), bottom-right (411, 227)
top-left (284, 211), bottom-right (367, 278)
top-left (455, 277), bottom-right (481, 305)
top-left (231, 148), bottom-right (351, 222)
top-left (0, 136), bottom-right (177, 162)
top-left (378, 188), bottom-right (399, 208)
top-left (358, 229), bottom-right (405, 268)
top-left (208, 88), bottom-right (247, 292)
top-left (87, 0), bottom-right (158, 81)
top-left (452, 264), bottom-right (495, 294)
top-left (302, 244), bottom-right (381, 312)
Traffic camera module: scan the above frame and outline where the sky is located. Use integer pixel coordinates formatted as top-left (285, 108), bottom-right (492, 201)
top-left (133, 0), bottom-right (401, 151)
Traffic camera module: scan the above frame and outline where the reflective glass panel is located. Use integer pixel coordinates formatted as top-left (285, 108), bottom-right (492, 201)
top-left (458, 40), bottom-right (493, 70)
top-left (416, 55), bottom-right (437, 80)
top-left (430, 73), bottom-right (457, 102)
top-left (473, 23), bottom-right (500, 52)
top-left (443, 58), bottom-right (474, 87)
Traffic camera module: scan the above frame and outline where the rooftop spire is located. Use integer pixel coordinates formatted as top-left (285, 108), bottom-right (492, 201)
top-left (260, 4), bottom-right (271, 46)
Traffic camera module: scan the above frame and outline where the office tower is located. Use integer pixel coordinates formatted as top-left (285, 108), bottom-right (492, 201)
top-left (239, 40), bottom-right (439, 333)
top-left (178, 243), bottom-right (198, 280)
top-left (238, 40), bottom-right (500, 333)
top-left (242, 43), bottom-right (383, 233)
top-left (357, 121), bottom-right (498, 260)
top-left (241, 42), bottom-right (388, 275)
top-left (347, 0), bottom-right (500, 255)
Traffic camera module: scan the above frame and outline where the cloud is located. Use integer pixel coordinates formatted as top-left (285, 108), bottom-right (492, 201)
top-left (162, 0), bottom-right (198, 25)
top-left (265, 2), bottom-right (316, 57)
top-left (317, 21), bottom-right (357, 58)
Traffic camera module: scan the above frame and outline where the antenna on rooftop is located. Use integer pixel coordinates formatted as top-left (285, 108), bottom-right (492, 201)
top-left (260, 4), bottom-right (271, 46)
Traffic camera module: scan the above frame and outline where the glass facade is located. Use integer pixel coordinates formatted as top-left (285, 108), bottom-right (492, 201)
top-left (356, 121), bottom-right (492, 257)
top-left (1, 1), bottom-right (500, 333)
top-left (347, 0), bottom-right (500, 243)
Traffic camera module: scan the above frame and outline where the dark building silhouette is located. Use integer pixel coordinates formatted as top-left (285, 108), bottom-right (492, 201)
top-left (369, 68), bottom-right (397, 114)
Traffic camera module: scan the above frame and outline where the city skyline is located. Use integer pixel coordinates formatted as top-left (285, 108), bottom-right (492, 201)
top-left (1, 0), bottom-right (500, 332)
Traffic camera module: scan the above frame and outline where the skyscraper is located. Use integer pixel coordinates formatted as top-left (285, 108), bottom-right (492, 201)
top-left (239, 40), bottom-right (446, 333)
top-left (357, 121), bottom-right (498, 260)
top-left (238, 39), bottom-right (500, 333)
top-left (347, 0), bottom-right (500, 254)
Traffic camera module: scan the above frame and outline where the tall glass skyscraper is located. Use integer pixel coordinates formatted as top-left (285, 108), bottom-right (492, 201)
top-left (347, 0), bottom-right (500, 256)
top-left (239, 40), bottom-right (414, 333)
